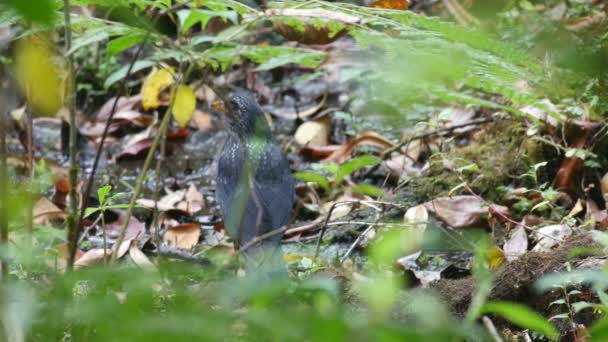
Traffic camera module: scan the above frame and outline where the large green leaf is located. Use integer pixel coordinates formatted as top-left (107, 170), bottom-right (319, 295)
top-left (480, 301), bottom-right (558, 340)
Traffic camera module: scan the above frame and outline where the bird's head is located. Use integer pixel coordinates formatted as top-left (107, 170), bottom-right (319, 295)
top-left (215, 89), bottom-right (270, 139)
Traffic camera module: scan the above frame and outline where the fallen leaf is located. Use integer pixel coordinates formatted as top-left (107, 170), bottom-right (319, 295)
top-left (74, 248), bottom-right (111, 269)
top-left (142, 67), bottom-right (174, 110)
top-left (487, 246), bottom-right (505, 268)
top-left (403, 204), bottom-right (428, 250)
top-left (171, 85), bottom-right (196, 127)
top-left (96, 95), bottom-right (142, 121)
top-left (503, 226), bottom-right (527, 261)
top-left (322, 131), bottom-right (395, 163)
top-left (129, 243), bottom-right (156, 269)
top-left (105, 215), bottom-right (145, 241)
top-left (424, 195), bottom-right (509, 229)
top-left (163, 223), bottom-right (200, 249)
top-left (294, 119), bottom-right (330, 148)
top-left (33, 197), bottom-right (65, 224)
top-left (601, 173), bottom-right (608, 203)
top-left (137, 184), bottom-right (203, 215)
top-left (532, 224), bottom-right (572, 252)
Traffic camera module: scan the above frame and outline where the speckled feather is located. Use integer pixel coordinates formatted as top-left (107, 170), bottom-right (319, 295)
top-left (215, 91), bottom-right (294, 279)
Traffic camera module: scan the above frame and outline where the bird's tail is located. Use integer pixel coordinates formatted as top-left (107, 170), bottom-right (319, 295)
top-left (242, 244), bottom-right (287, 282)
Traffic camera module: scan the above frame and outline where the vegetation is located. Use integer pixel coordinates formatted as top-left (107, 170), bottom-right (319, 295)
top-left (1, 0), bottom-right (608, 340)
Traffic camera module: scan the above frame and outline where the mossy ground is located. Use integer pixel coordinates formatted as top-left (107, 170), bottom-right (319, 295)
top-left (408, 120), bottom-right (547, 204)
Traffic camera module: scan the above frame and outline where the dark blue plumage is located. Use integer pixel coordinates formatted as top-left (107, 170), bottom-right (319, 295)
top-left (215, 91), bottom-right (294, 280)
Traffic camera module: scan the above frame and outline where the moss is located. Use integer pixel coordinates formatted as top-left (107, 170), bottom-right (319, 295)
top-left (409, 121), bottom-right (543, 203)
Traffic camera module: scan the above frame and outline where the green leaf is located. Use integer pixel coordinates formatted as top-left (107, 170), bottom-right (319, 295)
top-left (107, 32), bottom-right (146, 57)
top-left (294, 171), bottom-right (330, 191)
top-left (351, 183), bottom-right (385, 197)
top-left (97, 185), bottom-right (112, 204)
top-left (177, 9), bottom-right (238, 32)
top-left (104, 60), bottom-right (155, 88)
top-left (3, 0), bottom-right (54, 24)
top-left (336, 155), bottom-right (380, 184)
top-left (68, 27), bottom-right (110, 55)
top-left (590, 318), bottom-right (608, 342)
top-left (572, 301), bottom-right (593, 313)
top-left (548, 299), bottom-right (566, 307)
top-left (84, 207), bottom-right (99, 218)
top-left (241, 46), bottom-right (325, 71)
top-left (480, 301), bottom-right (558, 340)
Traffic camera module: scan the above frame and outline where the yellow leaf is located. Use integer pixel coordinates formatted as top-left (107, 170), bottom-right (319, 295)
top-left (487, 246), bottom-right (505, 269)
top-left (141, 67), bottom-right (174, 110)
top-left (171, 85), bottom-right (196, 127)
top-left (14, 35), bottom-right (65, 116)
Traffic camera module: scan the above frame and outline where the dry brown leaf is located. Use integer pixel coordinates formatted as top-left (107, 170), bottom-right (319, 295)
top-left (601, 173), bottom-right (608, 203)
top-left (33, 197), bottom-right (65, 224)
top-left (105, 215), bottom-right (145, 241)
top-left (424, 195), bottom-right (509, 229)
top-left (503, 226), bottom-right (527, 262)
top-left (138, 185), bottom-right (204, 215)
top-left (74, 248), bottom-right (111, 269)
top-left (322, 131), bottom-right (395, 163)
top-left (370, 0), bottom-right (408, 10)
top-left (55, 243), bottom-right (84, 272)
top-left (294, 119), bottom-right (330, 147)
top-left (164, 223), bottom-right (201, 249)
top-left (96, 95), bottom-right (142, 121)
top-left (129, 243), bottom-right (156, 269)
top-left (532, 224), bottom-right (572, 252)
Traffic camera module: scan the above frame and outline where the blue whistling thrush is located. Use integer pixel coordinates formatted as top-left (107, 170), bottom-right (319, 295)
top-left (215, 90), bottom-right (294, 280)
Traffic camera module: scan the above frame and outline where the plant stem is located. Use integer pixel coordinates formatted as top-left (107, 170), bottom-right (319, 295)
top-left (101, 210), bottom-right (107, 266)
top-left (63, 0), bottom-right (80, 270)
top-left (110, 84), bottom-right (179, 264)
top-left (71, 32), bottom-right (150, 267)
top-left (0, 72), bottom-right (8, 279)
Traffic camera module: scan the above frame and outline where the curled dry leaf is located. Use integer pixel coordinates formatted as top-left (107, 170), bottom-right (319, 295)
top-left (383, 153), bottom-right (422, 181)
top-left (96, 95), bottom-right (142, 121)
top-left (532, 224), bottom-right (572, 252)
top-left (403, 205), bottom-right (428, 251)
top-left (601, 173), bottom-right (608, 203)
top-left (424, 195), bottom-right (509, 229)
top-left (129, 243), bottom-right (156, 270)
top-left (137, 184), bottom-right (204, 215)
top-left (294, 119), bottom-right (330, 147)
top-left (163, 222), bottom-right (201, 249)
top-left (105, 215), bottom-right (145, 241)
top-left (503, 226), bottom-right (527, 262)
top-left (74, 248), bottom-right (111, 269)
top-left (322, 130), bottom-right (395, 163)
top-left (33, 197), bottom-right (65, 224)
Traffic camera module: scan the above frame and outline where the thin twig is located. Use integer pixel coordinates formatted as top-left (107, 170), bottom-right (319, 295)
top-left (462, 183), bottom-right (562, 242)
top-left (365, 117), bottom-right (496, 177)
top-left (70, 32), bottom-right (151, 268)
top-left (110, 65), bottom-right (187, 264)
top-left (482, 316), bottom-right (504, 342)
top-left (63, 0), bottom-right (81, 271)
top-left (0, 76), bottom-right (7, 278)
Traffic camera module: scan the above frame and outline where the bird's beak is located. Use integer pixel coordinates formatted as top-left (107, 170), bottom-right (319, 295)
top-left (211, 86), bottom-right (234, 116)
